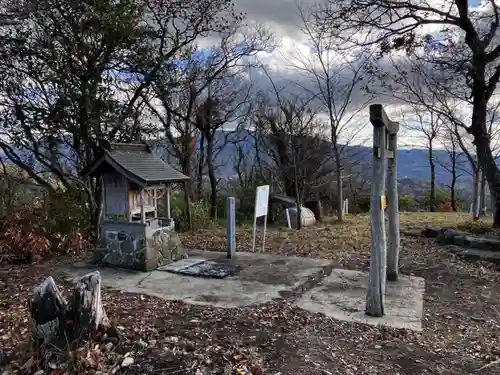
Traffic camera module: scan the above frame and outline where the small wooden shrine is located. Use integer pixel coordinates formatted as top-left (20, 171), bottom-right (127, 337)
top-left (81, 142), bottom-right (190, 271)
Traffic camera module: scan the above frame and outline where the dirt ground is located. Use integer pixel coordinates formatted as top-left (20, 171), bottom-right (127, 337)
top-left (2, 213), bottom-right (500, 374)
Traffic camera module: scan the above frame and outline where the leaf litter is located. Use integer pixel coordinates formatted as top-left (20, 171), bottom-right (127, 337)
top-left (2, 213), bottom-right (500, 374)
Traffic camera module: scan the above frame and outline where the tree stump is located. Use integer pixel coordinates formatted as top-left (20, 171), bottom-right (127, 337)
top-left (29, 276), bottom-right (68, 346)
top-left (70, 271), bottom-right (110, 341)
top-left (28, 271), bottom-right (117, 354)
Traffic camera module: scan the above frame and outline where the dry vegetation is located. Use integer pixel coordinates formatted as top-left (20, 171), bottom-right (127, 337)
top-left (181, 212), bottom-right (494, 267)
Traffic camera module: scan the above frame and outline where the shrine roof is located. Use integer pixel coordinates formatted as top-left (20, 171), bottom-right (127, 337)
top-left (80, 142), bottom-right (189, 186)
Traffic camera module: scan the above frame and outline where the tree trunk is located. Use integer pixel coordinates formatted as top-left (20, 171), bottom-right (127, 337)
top-left (472, 166), bottom-right (481, 220)
top-left (450, 179), bottom-right (457, 212)
top-left (429, 140), bottom-right (436, 212)
top-left (29, 272), bottom-right (116, 357)
top-left (469, 69), bottom-right (500, 227)
top-left (87, 175), bottom-right (103, 241)
top-left (181, 157), bottom-right (193, 230)
top-left (450, 147), bottom-right (457, 212)
top-left (480, 172), bottom-right (487, 216)
top-left (334, 148), bottom-right (344, 222)
top-left (197, 133), bottom-right (205, 201)
top-left (475, 134), bottom-right (500, 226)
top-left (206, 135), bottom-right (217, 219)
top-left (183, 181), bottom-right (192, 230)
top-left (293, 151), bottom-right (302, 230)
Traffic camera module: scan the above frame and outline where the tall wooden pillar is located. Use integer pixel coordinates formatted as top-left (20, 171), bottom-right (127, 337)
top-left (366, 104), bottom-right (400, 317)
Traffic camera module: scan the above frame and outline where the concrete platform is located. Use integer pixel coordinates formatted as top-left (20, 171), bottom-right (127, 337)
top-left (296, 268), bottom-right (425, 331)
top-left (57, 250), bottom-right (425, 331)
top-left (60, 250), bottom-right (331, 308)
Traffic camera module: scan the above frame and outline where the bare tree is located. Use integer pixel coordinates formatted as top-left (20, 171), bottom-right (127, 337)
top-left (313, 0), bottom-right (500, 227)
top-left (195, 80), bottom-right (253, 218)
top-left (232, 140), bottom-right (262, 190)
top-left (0, 0), bottom-right (242, 234)
top-left (253, 89), bottom-right (334, 229)
top-left (436, 126), bottom-right (469, 212)
top-left (144, 24), bottom-right (272, 218)
top-left (401, 104), bottom-right (443, 211)
top-left (290, 5), bottom-right (371, 222)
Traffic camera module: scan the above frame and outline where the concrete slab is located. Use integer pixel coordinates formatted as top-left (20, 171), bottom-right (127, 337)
top-left (296, 268), bottom-right (425, 331)
top-left (58, 250), bottom-right (331, 308)
top-left (57, 251), bottom-right (425, 331)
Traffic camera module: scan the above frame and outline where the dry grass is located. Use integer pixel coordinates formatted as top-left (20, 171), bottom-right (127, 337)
top-left (181, 212), bottom-right (495, 268)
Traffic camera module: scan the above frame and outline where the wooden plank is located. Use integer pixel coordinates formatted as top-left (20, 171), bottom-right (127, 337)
top-left (103, 171), bottom-right (129, 216)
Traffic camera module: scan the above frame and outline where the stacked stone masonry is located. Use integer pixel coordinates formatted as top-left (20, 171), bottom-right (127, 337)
top-left (95, 218), bottom-right (186, 271)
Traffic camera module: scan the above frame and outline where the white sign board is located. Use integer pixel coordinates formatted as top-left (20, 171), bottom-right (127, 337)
top-left (252, 185), bottom-right (270, 252)
top-left (254, 185), bottom-right (270, 218)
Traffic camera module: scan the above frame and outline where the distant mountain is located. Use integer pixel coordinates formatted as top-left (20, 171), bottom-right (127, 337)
top-left (0, 129), bottom-right (476, 192)
top-left (205, 129), bottom-right (475, 191)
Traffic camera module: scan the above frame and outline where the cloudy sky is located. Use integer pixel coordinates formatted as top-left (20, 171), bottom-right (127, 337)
top-left (225, 0), bottom-right (493, 149)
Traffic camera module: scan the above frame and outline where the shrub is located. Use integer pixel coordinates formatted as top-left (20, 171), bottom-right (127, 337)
top-left (399, 195), bottom-right (414, 211)
top-left (350, 194), bottom-right (371, 214)
top-left (437, 201), bottom-right (453, 212)
top-left (0, 189), bottom-right (90, 264)
top-left (168, 194), bottom-right (213, 231)
top-left (417, 188), bottom-right (450, 210)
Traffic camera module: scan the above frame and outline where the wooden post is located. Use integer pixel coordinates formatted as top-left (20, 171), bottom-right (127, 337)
top-left (166, 184), bottom-right (171, 220)
top-left (366, 104), bottom-right (400, 317)
top-left (140, 189), bottom-right (146, 224)
top-left (262, 212), bottom-right (268, 252)
top-left (153, 188), bottom-right (158, 218)
top-left (226, 197), bottom-right (236, 258)
top-left (387, 131), bottom-right (400, 282)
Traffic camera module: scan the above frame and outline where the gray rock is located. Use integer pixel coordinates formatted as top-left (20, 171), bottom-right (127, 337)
top-left (436, 228), bottom-right (500, 252)
top-left (121, 356), bottom-right (134, 368)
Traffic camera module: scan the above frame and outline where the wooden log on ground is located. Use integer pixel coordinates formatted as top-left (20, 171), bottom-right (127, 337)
top-left (28, 271), bottom-right (116, 353)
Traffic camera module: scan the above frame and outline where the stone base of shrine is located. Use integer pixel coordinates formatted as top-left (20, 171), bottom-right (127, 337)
top-left (94, 218), bottom-right (186, 271)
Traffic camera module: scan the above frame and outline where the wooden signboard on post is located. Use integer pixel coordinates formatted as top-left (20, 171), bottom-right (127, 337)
top-left (252, 185), bottom-right (270, 252)
top-left (366, 104), bottom-right (401, 318)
